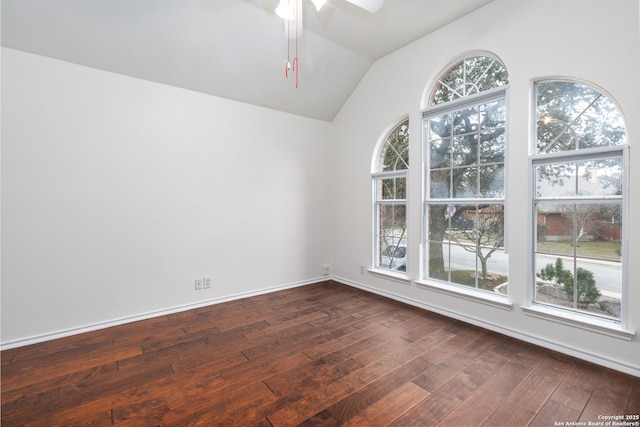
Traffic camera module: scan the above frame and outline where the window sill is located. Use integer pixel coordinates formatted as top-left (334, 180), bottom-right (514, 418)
top-left (521, 304), bottom-right (635, 341)
top-left (414, 279), bottom-right (512, 311)
top-left (367, 268), bottom-right (411, 285)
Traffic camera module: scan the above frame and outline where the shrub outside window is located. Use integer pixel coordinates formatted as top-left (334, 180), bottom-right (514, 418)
top-left (373, 120), bottom-right (409, 273)
top-left (532, 80), bottom-right (627, 323)
top-left (423, 55), bottom-right (509, 296)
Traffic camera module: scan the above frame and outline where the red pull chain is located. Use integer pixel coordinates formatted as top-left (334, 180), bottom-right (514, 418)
top-left (285, 57), bottom-right (299, 88)
top-left (283, 0), bottom-right (299, 89)
top-left (292, 57), bottom-right (299, 88)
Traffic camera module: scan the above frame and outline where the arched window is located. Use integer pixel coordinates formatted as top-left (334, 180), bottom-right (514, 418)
top-left (429, 56), bottom-right (508, 105)
top-left (532, 80), bottom-right (627, 323)
top-left (372, 119), bottom-right (409, 273)
top-left (423, 55), bottom-right (509, 297)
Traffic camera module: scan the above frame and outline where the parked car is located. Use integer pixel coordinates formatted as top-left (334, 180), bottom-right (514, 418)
top-left (381, 241), bottom-right (406, 271)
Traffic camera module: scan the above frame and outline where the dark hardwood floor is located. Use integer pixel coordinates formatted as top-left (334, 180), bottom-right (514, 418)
top-left (2, 281), bottom-right (638, 426)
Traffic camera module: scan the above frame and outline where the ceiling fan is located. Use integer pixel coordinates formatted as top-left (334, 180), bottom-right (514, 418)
top-left (276, 0), bottom-right (384, 18)
top-left (275, 0), bottom-right (384, 31)
top-left (275, 0), bottom-right (383, 87)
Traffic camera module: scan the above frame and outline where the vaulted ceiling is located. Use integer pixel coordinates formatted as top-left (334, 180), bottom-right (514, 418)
top-left (1, 0), bottom-right (494, 120)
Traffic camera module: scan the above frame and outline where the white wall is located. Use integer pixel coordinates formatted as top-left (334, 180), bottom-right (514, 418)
top-left (1, 48), bottom-right (330, 345)
top-left (330, 0), bottom-right (640, 376)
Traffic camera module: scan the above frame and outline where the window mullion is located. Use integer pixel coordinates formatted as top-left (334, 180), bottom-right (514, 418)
top-left (372, 170), bottom-right (407, 180)
top-left (377, 199), bottom-right (406, 205)
top-left (535, 196), bottom-right (622, 204)
top-left (423, 86), bottom-right (508, 118)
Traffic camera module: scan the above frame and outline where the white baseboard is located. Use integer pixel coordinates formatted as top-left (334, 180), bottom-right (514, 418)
top-left (4, 275), bottom-right (638, 378)
top-left (0, 276), bottom-right (327, 351)
top-left (332, 276), bottom-right (640, 378)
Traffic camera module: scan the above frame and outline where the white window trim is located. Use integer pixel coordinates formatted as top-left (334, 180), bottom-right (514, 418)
top-left (415, 279), bottom-right (512, 310)
top-left (421, 86), bottom-right (508, 118)
top-left (372, 121), bottom-right (410, 278)
top-left (372, 170), bottom-right (408, 180)
top-left (529, 81), bottom-right (630, 331)
top-left (367, 267), bottom-right (411, 284)
top-left (422, 87), bottom-right (509, 298)
top-left (521, 304), bottom-right (634, 341)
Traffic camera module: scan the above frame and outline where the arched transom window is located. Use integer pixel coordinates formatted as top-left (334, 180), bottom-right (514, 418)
top-left (429, 56), bottom-right (509, 106)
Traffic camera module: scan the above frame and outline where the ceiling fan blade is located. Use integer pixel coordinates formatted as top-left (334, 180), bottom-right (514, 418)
top-left (343, 0), bottom-right (384, 13)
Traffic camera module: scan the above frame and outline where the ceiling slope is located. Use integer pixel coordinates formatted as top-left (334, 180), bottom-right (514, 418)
top-left (1, 0), bottom-right (494, 120)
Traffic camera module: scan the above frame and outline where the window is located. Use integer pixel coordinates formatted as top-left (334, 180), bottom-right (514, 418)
top-left (532, 80), bottom-right (627, 323)
top-left (423, 55), bottom-right (509, 296)
top-left (373, 119), bottom-right (409, 273)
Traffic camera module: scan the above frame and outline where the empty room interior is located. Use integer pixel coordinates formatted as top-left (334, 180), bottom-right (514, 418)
top-left (1, 0), bottom-right (639, 425)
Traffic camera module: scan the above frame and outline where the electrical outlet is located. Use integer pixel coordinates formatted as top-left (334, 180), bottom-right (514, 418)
top-left (195, 278), bottom-right (203, 290)
top-left (203, 277), bottom-right (211, 289)
top-left (322, 264), bottom-right (330, 276)
top-left (360, 265), bottom-right (366, 274)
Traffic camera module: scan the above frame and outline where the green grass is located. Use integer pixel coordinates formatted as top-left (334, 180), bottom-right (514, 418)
top-left (536, 240), bottom-right (621, 261)
top-left (449, 270), bottom-right (508, 292)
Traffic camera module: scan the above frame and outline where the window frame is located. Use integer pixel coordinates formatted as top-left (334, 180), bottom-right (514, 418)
top-left (524, 79), bottom-right (632, 338)
top-left (420, 56), bottom-right (510, 304)
top-left (371, 119), bottom-right (410, 281)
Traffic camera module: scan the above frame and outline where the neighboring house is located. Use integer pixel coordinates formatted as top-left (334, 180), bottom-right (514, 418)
top-left (537, 212), bottom-right (621, 242)
top-left (536, 167), bottom-right (622, 242)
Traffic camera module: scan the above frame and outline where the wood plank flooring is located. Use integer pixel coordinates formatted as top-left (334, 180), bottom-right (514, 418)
top-left (2, 280), bottom-right (638, 426)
